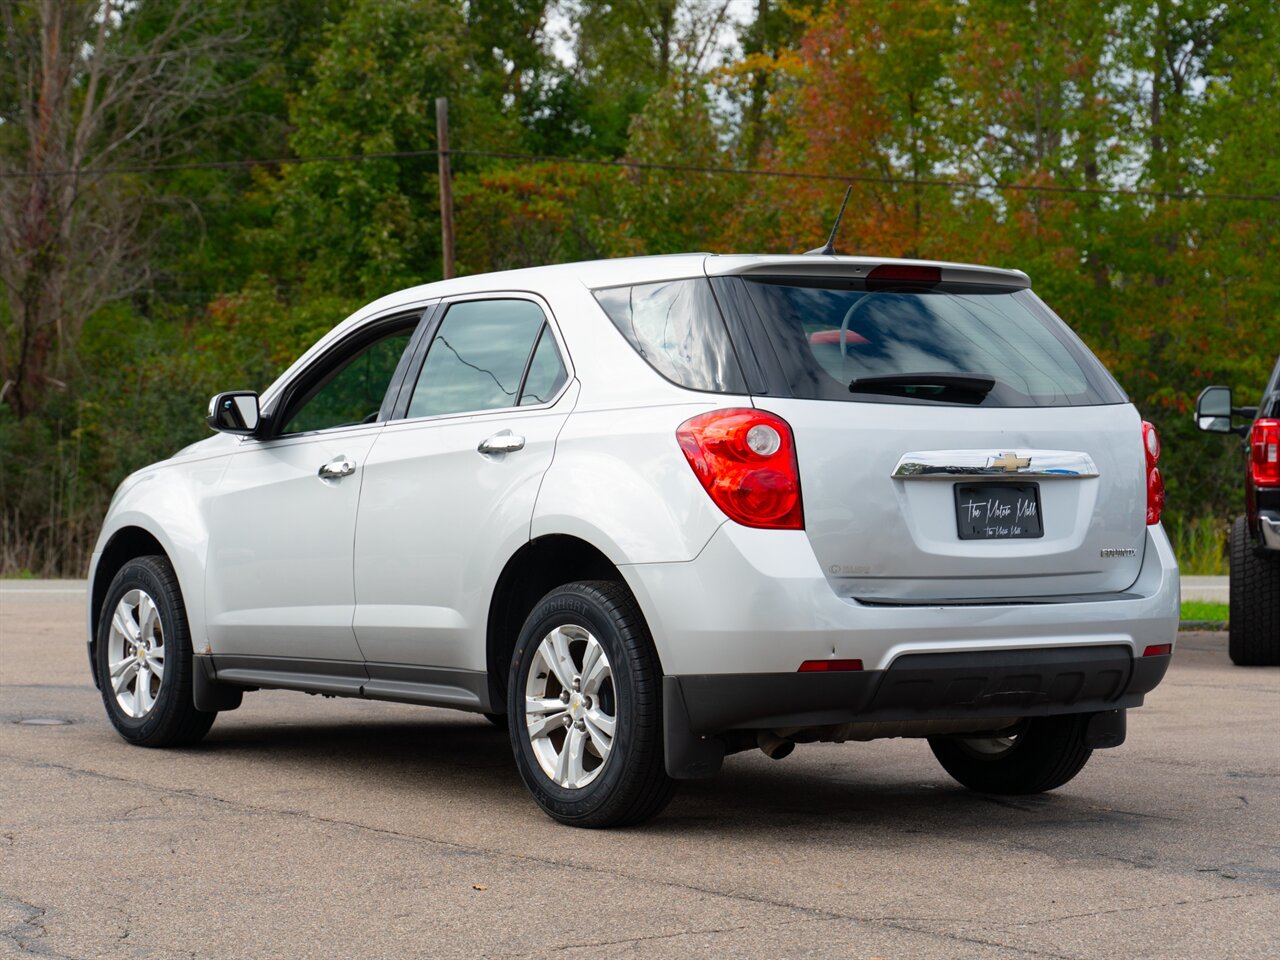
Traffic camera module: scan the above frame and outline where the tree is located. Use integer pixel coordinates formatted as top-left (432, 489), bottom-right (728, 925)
top-left (0, 0), bottom-right (248, 418)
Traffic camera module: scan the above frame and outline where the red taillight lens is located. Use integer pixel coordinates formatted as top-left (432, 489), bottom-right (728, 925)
top-left (1142, 644), bottom-right (1172, 657)
top-left (1250, 419), bottom-right (1280, 487)
top-left (798, 659), bottom-right (863, 672)
top-left (677, 408), bottom-right (804, 529)
top-left (1143, 421), bottom-right (1164, 525)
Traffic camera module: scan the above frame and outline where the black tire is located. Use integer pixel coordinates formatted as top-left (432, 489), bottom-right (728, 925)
top-left (1228, 516), bottom-right (1280, 666)
top-left (928, 715), bottom-right (1092, 794)
top-left (507, 580), bottom-right (675, 827)
top-left (95, 555), bottom-right (216, 747)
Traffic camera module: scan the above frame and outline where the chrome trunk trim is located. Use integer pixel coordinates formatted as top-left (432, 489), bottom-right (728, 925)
top-left (891, 449), bottom-right (1099, 480)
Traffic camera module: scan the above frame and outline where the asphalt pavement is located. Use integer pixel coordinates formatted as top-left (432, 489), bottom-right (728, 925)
top-left (1, 582), bottom-right (1276, 959)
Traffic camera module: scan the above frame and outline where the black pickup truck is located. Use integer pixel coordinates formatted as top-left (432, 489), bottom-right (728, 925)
top-left (1196, 354), bottom-right (1280, 665)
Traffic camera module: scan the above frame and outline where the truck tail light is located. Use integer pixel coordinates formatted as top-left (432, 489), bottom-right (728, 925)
top-left (1143, 420), bottom-right (1164, 525)
top-left (677, 408), bottom-right (804, 529)
top-left (1250, 419), bottom-right (1280, 487)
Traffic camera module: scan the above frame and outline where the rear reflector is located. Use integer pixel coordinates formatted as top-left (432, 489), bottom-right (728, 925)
top-left (1142, 644), bottom-right (1172, 657)
top-left (867, 264), bottom-right (941, 284)
top-left (798, 659), bottom-right (864, 672)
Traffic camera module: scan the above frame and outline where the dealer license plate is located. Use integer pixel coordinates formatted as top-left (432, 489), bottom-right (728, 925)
top-left (954, 483), bottom-right (1043, 540)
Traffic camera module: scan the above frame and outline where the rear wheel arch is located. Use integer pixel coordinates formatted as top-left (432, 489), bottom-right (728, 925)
top-left (485, 535), bottom-right (655, 713)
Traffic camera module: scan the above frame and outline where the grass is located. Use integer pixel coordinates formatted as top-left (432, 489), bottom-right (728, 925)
top-left (1165, 515), bottom-right (1230, 575)
top-left (1181, 600), bottom-right (1228, 622)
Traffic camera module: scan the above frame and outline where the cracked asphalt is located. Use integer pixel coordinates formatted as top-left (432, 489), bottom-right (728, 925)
top-left (1, 582), bottom-right (1277, 959)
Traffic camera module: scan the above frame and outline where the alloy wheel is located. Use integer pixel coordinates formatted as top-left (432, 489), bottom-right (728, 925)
top-left (105, 589), bottom-right (166, 719)
top-left (523, 624), bottom-right (616, 789)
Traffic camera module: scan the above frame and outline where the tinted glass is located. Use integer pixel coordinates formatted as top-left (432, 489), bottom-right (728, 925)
top-left (593, 278), bottom-right (747, 394)
top-left (408, 299), bottom-right (545, 419)
top-left (742, 278), bottom-right (1125, 407)
top-left (519, 325), bottom-right (568, 406)
top-left (280, 329), bottom-right (413, 435)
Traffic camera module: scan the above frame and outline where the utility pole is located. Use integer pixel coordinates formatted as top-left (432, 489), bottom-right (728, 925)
top-left (436, 96), bottom-right (456, 279)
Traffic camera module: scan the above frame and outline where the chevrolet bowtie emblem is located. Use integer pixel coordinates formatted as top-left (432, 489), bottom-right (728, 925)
top-left (989, 452), bottom-right (1032, 472)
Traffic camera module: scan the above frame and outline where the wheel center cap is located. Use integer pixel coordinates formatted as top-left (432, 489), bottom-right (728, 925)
top-left (570, 693), bottom-right (583, 717)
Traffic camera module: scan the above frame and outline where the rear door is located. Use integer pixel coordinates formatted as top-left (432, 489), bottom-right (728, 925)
top-left (352, 295), bottom-right (575, 677)
top-left (715, 270), bottom-right (1146, 603)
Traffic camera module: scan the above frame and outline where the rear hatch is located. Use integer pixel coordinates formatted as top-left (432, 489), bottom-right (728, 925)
top-left (707, 258), bottom-right (1145, 602)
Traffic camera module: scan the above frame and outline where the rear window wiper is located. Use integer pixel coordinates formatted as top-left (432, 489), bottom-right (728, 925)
top-left (848, 372), bottom-right (996, 402)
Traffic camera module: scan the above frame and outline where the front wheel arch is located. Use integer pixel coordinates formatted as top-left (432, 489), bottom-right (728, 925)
top-left (90, 526), bottom-right (169, 687)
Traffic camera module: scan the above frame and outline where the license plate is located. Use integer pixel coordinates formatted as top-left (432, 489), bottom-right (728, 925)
top-left (954, 483), bottom-right (1043, 540)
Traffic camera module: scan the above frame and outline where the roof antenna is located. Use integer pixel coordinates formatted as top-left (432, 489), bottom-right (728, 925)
top-left (806, 185), bottom-right (853, 256)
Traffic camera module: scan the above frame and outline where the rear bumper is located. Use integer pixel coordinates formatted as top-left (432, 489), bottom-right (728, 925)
top-left (621, 521), bottom-right (1181, 676)
top-left (1259, 512), bottom-right (1280, 550)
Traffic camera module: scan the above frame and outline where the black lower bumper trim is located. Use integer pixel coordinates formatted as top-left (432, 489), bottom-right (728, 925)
top-left (672, 646), bottom-right (1170, 736)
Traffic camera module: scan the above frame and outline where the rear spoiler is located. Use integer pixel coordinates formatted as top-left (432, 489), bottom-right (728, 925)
top-left (703, 254), bottom-right (1031, 289)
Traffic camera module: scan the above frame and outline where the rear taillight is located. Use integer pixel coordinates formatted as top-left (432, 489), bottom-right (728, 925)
top-left (1250, 419), bottom-right (1280, 487)
top-left (1143, 420), bottom-right (1164, 525)
top-left (677, 408), bottom-right (804, 529)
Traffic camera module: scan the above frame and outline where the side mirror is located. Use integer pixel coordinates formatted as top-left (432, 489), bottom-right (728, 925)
top-left (1194, 385), bottom-right (1233, 433)
top-left (207, 391), bottom-right (261, 436)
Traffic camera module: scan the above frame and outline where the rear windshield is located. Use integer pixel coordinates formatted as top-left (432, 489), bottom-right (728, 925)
top-left (740, 277), bottom-right (1125, 407)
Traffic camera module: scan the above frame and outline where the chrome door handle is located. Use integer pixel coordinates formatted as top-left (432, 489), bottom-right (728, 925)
top-left (318, 458), bottom-right (356, 480)
top-left (477, 433), bottom-right (525, 455)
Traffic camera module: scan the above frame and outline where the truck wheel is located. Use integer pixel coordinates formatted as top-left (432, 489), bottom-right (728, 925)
top-left (96, 556), bottom-right (216, 747)
top-left (1229, 516), bottom-right (1280, 666)
top-left (928, 715), bottom-right (1092, 794)
top-left (508, 580), bottom-right (675, 827)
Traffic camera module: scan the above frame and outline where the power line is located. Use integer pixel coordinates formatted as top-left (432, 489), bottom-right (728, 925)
top-left (2, 147), bottom-right (1276, 203)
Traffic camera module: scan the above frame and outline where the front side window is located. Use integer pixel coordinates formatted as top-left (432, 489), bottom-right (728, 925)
top-left (406, 299), bottom-right (549, 419)
top-left (278, 326), bottom-right (415, 435)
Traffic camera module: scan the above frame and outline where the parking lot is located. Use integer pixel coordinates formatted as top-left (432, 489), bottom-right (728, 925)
top-left (1, 582), bottom-right (1276, 960)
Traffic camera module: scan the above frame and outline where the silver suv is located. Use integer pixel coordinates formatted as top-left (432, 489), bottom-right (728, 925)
top-left (88, 254), bottom-right (1180, 827)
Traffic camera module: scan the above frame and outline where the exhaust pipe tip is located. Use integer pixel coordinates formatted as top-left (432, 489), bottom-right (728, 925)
top-left (757, 731), bottom-right (795, 760)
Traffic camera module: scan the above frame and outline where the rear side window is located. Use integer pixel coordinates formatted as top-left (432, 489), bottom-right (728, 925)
top-left (407, 299), bottom-right (545, 419)
top-left (740, 278), bottom-right (1125, 407)
top-left (593, 278), bottom-right (747, 394)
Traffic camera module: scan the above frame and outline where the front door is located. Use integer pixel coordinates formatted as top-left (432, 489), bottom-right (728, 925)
top-left (204, 313), bottom-right (424, 663)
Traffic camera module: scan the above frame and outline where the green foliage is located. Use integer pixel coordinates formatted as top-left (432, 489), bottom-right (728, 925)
top-left (3, 0), bottom-right (1279, 575)
top-left (1180, 601), bottom-right (1228, 623)
top-left (1165, 514), bottom-right (1231, 576)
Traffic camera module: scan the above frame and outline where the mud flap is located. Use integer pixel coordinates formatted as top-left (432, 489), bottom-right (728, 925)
top-left (193, 655), bottom-right (244, 712)
top-left (1084, 709), bottom-right (1126, 749)
top-left (663, 676), bottom-right (724, 779)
